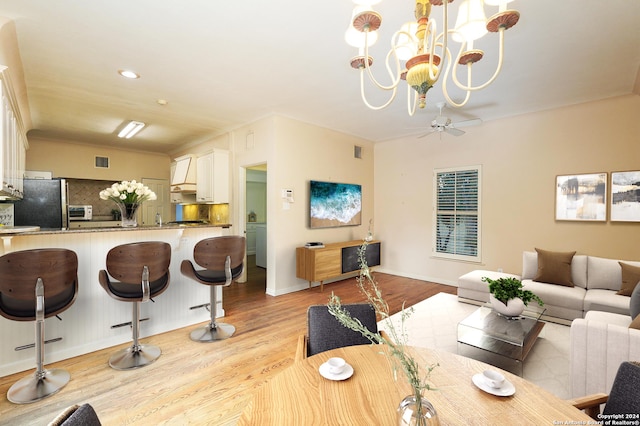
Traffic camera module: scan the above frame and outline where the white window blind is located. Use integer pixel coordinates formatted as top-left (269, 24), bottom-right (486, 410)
top-left (433, 166), bottom-right (481, 261)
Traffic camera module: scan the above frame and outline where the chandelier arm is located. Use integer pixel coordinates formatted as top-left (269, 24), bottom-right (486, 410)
top-left (441, 46), bottom-right (472, 108)
top-left (406, 84), bottom-right (418, 116)
top-left (360, 69), bottom-right (398, 110)
top-left (450, 28), bottom-right (506, 92)
top-left (361, 30), bottom-right (402, 92)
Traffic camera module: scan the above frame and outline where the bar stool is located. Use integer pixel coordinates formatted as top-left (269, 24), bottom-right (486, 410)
top-left (0, 248), bottom-right (78, 404)
top-left (98, 241), bottom-right (171, 370)
top-left (180, 236), bottom-right (245, 342)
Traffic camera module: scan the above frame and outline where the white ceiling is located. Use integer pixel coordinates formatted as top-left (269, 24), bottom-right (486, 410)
top-left (0, 0), bottom-right (638, 154)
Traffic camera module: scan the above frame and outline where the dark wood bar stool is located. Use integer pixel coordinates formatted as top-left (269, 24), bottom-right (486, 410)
top-left (180, 236), bottom-right (245, 342)
top-left (0, 248), bottom-right (78, 404)
top-left (98, 241), bottom-right (171, 370)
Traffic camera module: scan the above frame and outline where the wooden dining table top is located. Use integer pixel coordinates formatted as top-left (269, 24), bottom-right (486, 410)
top-left (238, 344), bottom-right (592, 425)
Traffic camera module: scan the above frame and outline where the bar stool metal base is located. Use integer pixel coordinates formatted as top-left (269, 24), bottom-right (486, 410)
top-left (7, 368), bottom-right (70, 404)
top-left (190, 322), bottom-right (235, 342)
top-left (108, 344), bottom-right (161, 370)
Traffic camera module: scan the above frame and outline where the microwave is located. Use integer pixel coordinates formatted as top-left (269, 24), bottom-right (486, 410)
top-left (68, 205), bottom-right (92, 221)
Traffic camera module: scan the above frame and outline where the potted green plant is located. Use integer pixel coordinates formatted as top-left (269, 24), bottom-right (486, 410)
top-left (481, 276), bottom-right (543, 318)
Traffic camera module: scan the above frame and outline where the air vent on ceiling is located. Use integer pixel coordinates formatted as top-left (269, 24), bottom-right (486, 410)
top-left (95, 156), bottom-right (110, 168)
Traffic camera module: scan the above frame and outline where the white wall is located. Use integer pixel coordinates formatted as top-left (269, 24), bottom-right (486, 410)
top-left (374, 95), bottom-right (640, 285)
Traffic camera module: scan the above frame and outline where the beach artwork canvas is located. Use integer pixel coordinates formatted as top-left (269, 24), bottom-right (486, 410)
top-left (611, 171), bottom-right (640, 222)
top-left (309, 180), bottom-right (362, 228)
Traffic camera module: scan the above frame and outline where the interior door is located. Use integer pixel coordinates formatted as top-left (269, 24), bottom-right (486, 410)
top-left (141, 178), bottom-right (170, 225)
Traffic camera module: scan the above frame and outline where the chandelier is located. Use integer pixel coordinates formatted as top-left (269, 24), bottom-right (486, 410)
top-left (346, 0), bottom-right (520, 114)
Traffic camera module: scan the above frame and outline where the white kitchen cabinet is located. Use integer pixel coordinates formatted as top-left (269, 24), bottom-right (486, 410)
top-left (196, 149), bottom-right (229, 203)
top-left (0, 67), bottom-right (27, 200)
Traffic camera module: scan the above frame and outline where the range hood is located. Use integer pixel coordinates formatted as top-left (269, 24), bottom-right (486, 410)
top-left (171, 154), bottom-right (196, 193)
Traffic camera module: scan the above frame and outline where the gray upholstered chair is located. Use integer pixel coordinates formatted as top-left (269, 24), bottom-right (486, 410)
top-left (48, 403), bottom-right (101, 426)
top-left (98, 241), bottom-right (171, 370)
top-left (0, 248), bottom-right (78, 404)
top-left (570, 361), bottom-right (640, 418)
top-left (295, 303), bottom-right (379, 361)
top-left (180, 236), bottom-right (246, 342)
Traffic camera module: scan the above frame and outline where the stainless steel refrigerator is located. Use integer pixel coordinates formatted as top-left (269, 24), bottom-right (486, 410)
top-left (14, 178), bottom-right (68, 229)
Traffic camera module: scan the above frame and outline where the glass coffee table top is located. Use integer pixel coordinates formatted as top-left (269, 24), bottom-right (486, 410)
top-left (457, 304), bottom-right (546, 372)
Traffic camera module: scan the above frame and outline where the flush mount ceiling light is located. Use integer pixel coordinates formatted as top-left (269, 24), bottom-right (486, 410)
top-left (347, 0), bottom-right (520, 113)
top-left (118, 121), bottom-right (145, 139)
top-left (118, 69), bottom-right (140, 79)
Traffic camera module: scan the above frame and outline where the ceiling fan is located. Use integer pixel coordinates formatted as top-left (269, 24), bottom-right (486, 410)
top-left (418, 102), bottom-right (482, 138)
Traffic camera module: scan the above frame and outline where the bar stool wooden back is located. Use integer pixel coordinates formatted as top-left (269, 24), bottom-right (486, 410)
top-left (0, 248), bottom-right (78, 404)
top-left (98, 241), bottom-right (171, 370)
top-left (180, 236), bottom-right (245, 341)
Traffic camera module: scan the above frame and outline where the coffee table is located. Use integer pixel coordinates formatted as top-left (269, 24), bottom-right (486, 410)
top-left (457, 304), bottom-right (546, 375)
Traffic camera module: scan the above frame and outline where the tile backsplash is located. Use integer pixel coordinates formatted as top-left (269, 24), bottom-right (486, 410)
top-left (67, 178), bottom-right (119, 220)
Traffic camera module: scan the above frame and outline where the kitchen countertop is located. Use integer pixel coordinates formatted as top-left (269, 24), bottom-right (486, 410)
top-left (0, 225), bottom-right (41, 234)
top-left (14, 223), bottom-right (231, 236)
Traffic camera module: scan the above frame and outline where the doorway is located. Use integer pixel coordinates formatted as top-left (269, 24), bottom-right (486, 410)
top-left (244, 165), bottom-right (267, 290)
top-left (141, 178), bottom-right (170, 226)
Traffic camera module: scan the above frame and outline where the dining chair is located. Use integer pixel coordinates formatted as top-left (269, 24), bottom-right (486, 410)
top-left (569, 361), bottom-right (640, 418)
top-left (180, 235), bottom-right (246, 342)
top-left (98, 241), bottom-right (171, 370)
top-left (0, 248), bottom-right (78, 404)
top-left (295, 303), bottom-right (381, 361)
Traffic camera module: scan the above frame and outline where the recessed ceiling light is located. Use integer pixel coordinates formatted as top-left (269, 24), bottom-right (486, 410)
top-left (118, 69), bottom-right (140, 79)
top-left (157, 99), bottom-right (168, 106)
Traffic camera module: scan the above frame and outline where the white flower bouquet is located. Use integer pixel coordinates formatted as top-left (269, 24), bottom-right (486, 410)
top-left (99, 180), bottom-right (157, 206)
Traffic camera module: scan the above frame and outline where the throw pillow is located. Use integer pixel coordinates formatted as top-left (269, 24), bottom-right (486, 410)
top-left (534, 248), bottom-right (576, 287)
top-left (618, 262), bottom-right (640, 296)
top-left (630, 314), bottom-right (640, 330)
top-left (630, 278), bottom-right (640, 319)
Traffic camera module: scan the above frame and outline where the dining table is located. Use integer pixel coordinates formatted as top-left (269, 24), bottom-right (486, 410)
top-left (238, 344), bottom-right (593, 425)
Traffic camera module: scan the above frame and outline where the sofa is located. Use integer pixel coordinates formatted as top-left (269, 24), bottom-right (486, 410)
top-left (458, 249), bottom-right (640, 322)
top-left (570, 310), bottom-right (640, 398)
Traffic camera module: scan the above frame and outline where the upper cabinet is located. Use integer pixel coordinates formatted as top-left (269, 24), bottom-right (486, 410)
top-left (0, 67), bottom-right (27, 200)
top-left (196, 149), bottom-right (229, 203)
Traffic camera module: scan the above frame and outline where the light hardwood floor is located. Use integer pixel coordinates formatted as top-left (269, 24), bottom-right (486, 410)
top-left (0, 257), bottom-right (456, 425)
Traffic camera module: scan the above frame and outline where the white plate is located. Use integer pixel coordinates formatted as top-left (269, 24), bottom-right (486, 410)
top-left (472, 373), bottom-right (515, 396)
top-left (319, 362), bottom-right (354, 381)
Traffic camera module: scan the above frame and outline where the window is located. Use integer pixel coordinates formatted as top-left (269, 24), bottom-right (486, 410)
top-left (433, 166), bottom-right (481, 262)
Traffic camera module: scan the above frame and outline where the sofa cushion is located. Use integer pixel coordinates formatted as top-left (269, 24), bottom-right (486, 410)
top-left (533, 248), bottom-right (576, 287)
top-left (522, 279), bottom-right (585, 311)
top-left (630, 283), bottom-right (640, 319)
top-left (618, 262), bottom-right (640, 296)
top-left (586, 256), bottom-right (640, 291)
top-left (584, 310), bottom-right (633, 326)
top-left (631, 315), bottom-right (640, 330)
top-left (523, 251), bottom-right (587, 288)
top-left (583, 289), bottom-right (632, 317)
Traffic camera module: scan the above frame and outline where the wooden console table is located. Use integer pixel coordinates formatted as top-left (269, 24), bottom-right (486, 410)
top-left (295, 240), bottom-right (380, 291)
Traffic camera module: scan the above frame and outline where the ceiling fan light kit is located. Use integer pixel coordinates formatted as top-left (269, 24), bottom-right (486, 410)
top-left (346, 0), bottom-right (520, 114)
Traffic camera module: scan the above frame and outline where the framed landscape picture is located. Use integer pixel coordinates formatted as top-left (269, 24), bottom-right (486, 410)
top-left (555, 173), bottom-right (607, 221)
top-left (610, 171), bottom-right (640, 222)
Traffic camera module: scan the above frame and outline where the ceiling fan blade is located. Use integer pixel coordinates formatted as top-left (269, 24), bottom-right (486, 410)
top-left (451, 118), bottom-right (482, 128)
top-left (445, 127), bottom-right (465, 136)
top-left (417, 129), bottom-right (437, 139)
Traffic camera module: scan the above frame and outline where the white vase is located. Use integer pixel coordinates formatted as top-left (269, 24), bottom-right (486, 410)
top-left (489, 294), bottom-right (525, 318)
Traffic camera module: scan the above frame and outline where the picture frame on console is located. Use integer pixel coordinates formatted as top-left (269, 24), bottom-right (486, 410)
top-left (610, 170), bottom-right (640, 222)
top-left (309, 180), bottom-right (362, 229)
top-left (555, 173), bottom-right (607, 221)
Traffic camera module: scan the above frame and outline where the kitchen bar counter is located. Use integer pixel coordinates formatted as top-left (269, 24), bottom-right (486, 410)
top-left (0, 224), bottom-right (233, 377)
top-left (20, 223), bottom-right (232, 235)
